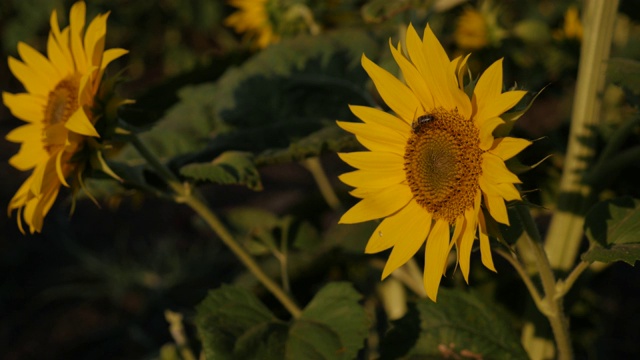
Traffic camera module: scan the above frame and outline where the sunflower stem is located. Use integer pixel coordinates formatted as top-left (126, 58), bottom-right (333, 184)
top-left (302, 157), bottom-right (342, 210)
top-left (544, 0), bottom-right (619, 271)
top-left (516, 205), bottom-right (573, 360)
top-left (131, 134), bottom-right (303, 319)
top-left (495, 248), bottom-right (543, 309)
top-left (556, 260), bottom-right (590, 299)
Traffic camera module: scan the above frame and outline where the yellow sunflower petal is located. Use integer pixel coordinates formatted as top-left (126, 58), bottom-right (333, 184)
top-left (380, 202), bottom-right (433, 278)
top-left (50, 36), bottom-right (76, 79)
top-left (337, 121), bottom-right (408, 147)
top-left (3, 92), bottom-right (45, 123)
top-left (339, 183), bottom-right (413, 224)
top-left (420, 25), bottom-right (461, 112)
top-left (473, 58), bottom-right (503, 114)
top-left (8, 140), bottom-right (49, 171)
top-left (356, 135), bottom-right (406, 155)
top-left (389, 40), bottom-right (434, 112)
top-left (478, 210), bottom-right (496, 272)
top-left (361, 54), bottom-right (421, 123)
top-left (459, 205), bottom-right (479, 283)
top-left (348, 187), bottom-right (379, 199)
top-left (55, 149), bottom-right (70, 187)
top-left (338, 152), bottom-right (404, 172)
top-left (483, 192), bottom-right (509, 225)
top-left (423, 218), bottom-right (451, 301)
top-left (17, 42), bottom-right (59, 90)
top-left (84, 12), bottom-right (108, 67)
top-left (8, 57), bottom-right (50, 97)
top-left (479, 176), bottom-right (521, 201)
top-left (339, 169), bottom-right (406, 188)
top-left (5, 124), bottom-right (40, 143)
top-left (482, 152), bottom-right (521, 184)
top-left (349, 105), bottom-right (411, 134)
top-left (478, 91), bottom-right (528, 124)
top-left (65, 107), bottom-right (100, 137)
top-left (50, 10), bottom-right (74, 67)
top-left (489, 137), bottom-right (531, 160)
top-left (478, 116), bottom-right (504, 150)
top-left (366, 200), bottom-right (431, 254)
top-left (69, 1), bottom-right (88, 73)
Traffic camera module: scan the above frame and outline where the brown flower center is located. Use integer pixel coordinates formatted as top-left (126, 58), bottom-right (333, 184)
top-left (43, 77), bottom-right (80, 154)
top-left (404, 107), bottom-right (483, 223)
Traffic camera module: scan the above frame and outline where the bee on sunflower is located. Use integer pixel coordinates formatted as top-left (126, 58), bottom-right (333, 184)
top-left (337, 24), bottom-right (530, 301)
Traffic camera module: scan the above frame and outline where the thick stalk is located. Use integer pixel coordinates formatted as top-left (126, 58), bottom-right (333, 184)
top-left (517, 206), bottom-right (572, 360)
top-left (544, 0), bottom-right (619, 271)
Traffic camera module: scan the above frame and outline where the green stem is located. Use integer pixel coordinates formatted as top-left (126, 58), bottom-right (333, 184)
top-left (182, 194), bottom-right (302, 318)
top-left (556, 261), bottom-right (590, 299)
top-left (516, 205), bottom-right (572, 360)
top-left (302, 157), bottom-right (342, 210)
top-left (495, 248), bottom-right (543, 308)
top-left (544, 0), bottom-right (620, 271)
top-left (132, 135), bottom-right (303, 319)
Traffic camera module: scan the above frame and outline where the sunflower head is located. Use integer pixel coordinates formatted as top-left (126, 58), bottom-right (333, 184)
top-left (225, 0), bottom-right (320, 49)
top-left (337, 24), bottom-right (531, 301)
top-left (4, 1), bottom-right (128, 233)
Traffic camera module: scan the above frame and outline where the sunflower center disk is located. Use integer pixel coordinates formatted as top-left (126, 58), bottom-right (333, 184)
top-left (43, 77), bottom-right (80, 154)
top-left (404, 108), bottom-right (483, 224)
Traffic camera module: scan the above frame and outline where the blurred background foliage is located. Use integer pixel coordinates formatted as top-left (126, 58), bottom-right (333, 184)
top-left (2, 0), bottom-right (640, 359)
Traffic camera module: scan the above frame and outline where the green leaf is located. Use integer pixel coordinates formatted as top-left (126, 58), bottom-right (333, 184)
top-left (383, 289), bottom-right (528, 359)
top-left (287, 321), bottom-right (344, 359)
top-left (180, 151), bottom-right (263, 190)
top-left (582, 197), bottom-right (640, 265)
top-left (607, 58), bottom-right (640, 95)
top-left (297, 282), bottom-right (369, 359)
top-left (195, 285), bottom-right (285, 359)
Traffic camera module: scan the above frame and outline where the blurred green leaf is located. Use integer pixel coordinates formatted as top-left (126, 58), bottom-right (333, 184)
top-left (582, 197), bottom-right (640, 265)
top-left (225, 207), bottom-right (281, 256)
top-left (180, 151), bottom-right (263, 190)
top-left (298, 282), bottom-right (369, 359)
top-left (382, 289), bottom-right (527, 359)
top-left (195, 284), bottom-right (284, 359)
top-left (608, 58), bottom-right (640, 96)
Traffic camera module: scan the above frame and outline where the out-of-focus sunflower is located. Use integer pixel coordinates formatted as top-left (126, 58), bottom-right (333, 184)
top-left (225, 0), bottom-right (320, 49)
top-left (560, 6), bottom-right (583, 41)
top-left (337, 24), bottom-right (530, 301)
top-left (4, 1), bottom-right (127, 233)
top-left (454, 1), bottom-right (506, 51)
top-left (225, 0), bottom-right (280, 48)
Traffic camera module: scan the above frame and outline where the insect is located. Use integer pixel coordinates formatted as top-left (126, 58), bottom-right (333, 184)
top-left (412, 114), bottom-right (435, 133)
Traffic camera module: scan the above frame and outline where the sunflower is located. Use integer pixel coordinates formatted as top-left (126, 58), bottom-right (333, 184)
top-left (454, 2), bottom-right (506, 51)
top-left (225, 0), bottom-right (280, 48)
top-left (337, 24), bottom-right (530, 301)
top-left (4, 1), bottom-right (127, 233)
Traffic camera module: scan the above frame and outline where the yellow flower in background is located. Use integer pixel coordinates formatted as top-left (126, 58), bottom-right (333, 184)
top-left (225, 0), bottom-right (280, 48)
top-left (454, 8), bottom-right (488, 50)
top-left (337, 24), bottom-right (530, 301)
top-left (225, 0), bottom-right (320, 49)
top-left (562, 6), bottom-right (583, 41)
top-left (454, 2), bottom-right (506, 51)
top-left (4, 1), bottom-right (127, 233)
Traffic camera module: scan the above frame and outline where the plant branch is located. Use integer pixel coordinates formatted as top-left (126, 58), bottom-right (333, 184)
top-left (495, 248), bottom-right (543, 308)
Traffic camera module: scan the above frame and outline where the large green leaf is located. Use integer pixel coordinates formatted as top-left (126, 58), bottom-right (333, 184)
top-left (195, 285), bottom-right (284, 359)
top-left (196, 283), bottom-right (368, 360)
top-left (297, 282), bottom-right (369, 359)
top-left (382, 289), bottom-right (528, 360)
top-left (582, 197), bottom-right (640, 265)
